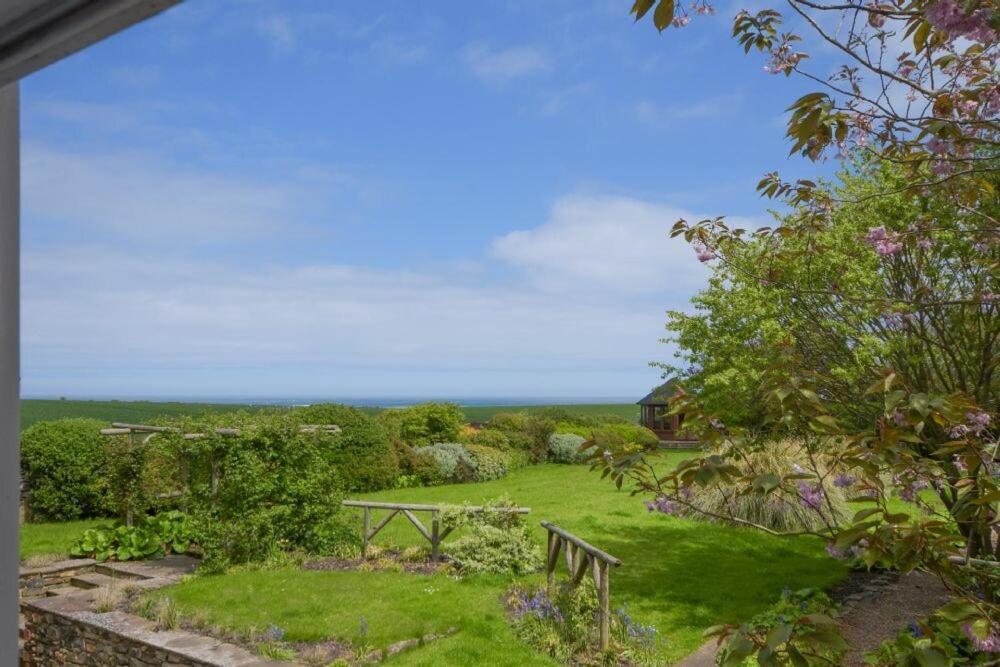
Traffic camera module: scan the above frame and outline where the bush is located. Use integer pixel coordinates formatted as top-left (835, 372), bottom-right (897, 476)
top-left (21, 418), bottom-right (110, 521)
top-left (383, 402), bottom-right (464, 447)
top-left (292, 404), bottom-right (398, 492)
top-left (460, 428), bottom-right (511, 451)
top-left (548, 433), bottom-right (591, 464)
top-left (488, 413), bottom-right (555, 463)
top-left (464, 444), bottom-right (509, 481)
top-left (684, 439), bottom-right (848, 532)
top-left (417, 443), bottom-right (477, 483)
top-left (167, 413), bottom-right (356, 571)
top-left (555, 422), bottom-right (659, 451)
top-left (442, 498), bottom-right (542, 575)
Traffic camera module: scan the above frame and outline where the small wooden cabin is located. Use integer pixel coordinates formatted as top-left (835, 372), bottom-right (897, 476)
top-left (638, 381), bottom-right (696, 442)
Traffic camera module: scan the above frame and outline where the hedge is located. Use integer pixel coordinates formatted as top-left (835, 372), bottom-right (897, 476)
top-left (21, 418), bottom-right (110, 521)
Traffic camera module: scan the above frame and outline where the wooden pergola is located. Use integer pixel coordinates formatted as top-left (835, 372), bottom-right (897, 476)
top-left (0, 2), bottom-right (182, 661)
top-left (637, 380), bottom-right (696, 442)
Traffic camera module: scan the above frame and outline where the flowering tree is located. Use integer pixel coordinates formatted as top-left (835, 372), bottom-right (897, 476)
top-left (604, 0), bottom-right (1000, 662)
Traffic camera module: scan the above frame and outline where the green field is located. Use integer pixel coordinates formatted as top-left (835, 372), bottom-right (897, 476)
top-left (148, 456), bottom-right (844, 665)
top-left (20, 399), bottom-right (638, 430)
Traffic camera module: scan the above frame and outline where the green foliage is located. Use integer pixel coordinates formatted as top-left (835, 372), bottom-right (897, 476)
top-left (292, 404), bottom-right (398, 491)
top-left (487, 413), bottom-right (555, 462)
top-left (378, 402), bottom-right (464, 447)
top-left (417, 442), bottom-right (477, 483)
top-left (867, 599), bottom-right (992, 666)
top-left (20, 418), bottom-right (110, 521)
top-left (547, 433), bottom-right (590, 464)
top-left (685, 439), bottom-right (848, 532)
top-left (168, 412), bottom-right (356, 571)
top-left (459, 427), bottom-right (511, 451)
top-left (710, 588), bottom-right (847, 667)
top-left (19, 399), bottom-right (263, 431)
top-left (69, 511), bottom-right (192, 562)
top-left (556, 422), bottom-right (660, 453)
top-left (442, 498), bottom-right (542, 575)
top-left (463, 444), bottom-right (510, 482)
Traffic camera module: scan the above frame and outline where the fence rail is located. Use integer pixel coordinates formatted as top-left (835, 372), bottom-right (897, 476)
top-left (541, 521), bottom-right (621, 650)
top-left (342, 500), bottom-right (531, 562)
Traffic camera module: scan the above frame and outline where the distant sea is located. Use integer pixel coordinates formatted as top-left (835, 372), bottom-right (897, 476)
top-left (22, 396), bottom-right (634, 408)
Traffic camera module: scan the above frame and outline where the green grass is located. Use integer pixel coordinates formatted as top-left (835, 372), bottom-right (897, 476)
top-left (20, 519), bottom-right (104, 560)
top-left (157, 455), bottom-right (846, 665)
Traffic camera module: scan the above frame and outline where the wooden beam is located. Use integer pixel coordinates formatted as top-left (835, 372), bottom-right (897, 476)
top-left (343, 499), bottom-right (530, 514)
top-left (401, 509), bottom-right (432, 542)
top-left (541, 521), bottom-right (621, 566)
top-left (0, 0), bottom-right (183, 88)
top-left (366, 509), bottom-right (399, 541)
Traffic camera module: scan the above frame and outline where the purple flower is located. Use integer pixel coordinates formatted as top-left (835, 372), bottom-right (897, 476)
top-left (833, 474), bottom-right (857, 489)
top-left (917, 238), bottom-right (933, 250)
top-left (982, 291), bottom-right (997, 304)
top-left (645, 496), bottom-right (681, 516)
top-left (892, 409), bottom-right (907, 426)
top-left (797, 481), bottom-right (825, 511)
top-left (515, 589), bottom-right (563, 622)
top-left (899, 478), bottom-right (929, 502)
top-left (826, 541), bottom-right (863, 560)
top-left (966, 411), bottom-right (991, 435)
top-left (963, 623), bottom-right (1000, 653)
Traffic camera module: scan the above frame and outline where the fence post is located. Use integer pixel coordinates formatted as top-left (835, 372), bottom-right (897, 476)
top-left (431, 510), bottom-right (440, 562)
top-left (598, 560), bottom-right (610, 650)
top-left (362, 506), bottom-right (371, 558)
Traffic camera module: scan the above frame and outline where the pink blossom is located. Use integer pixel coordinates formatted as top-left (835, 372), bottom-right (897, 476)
top-left (693, 241), bottom-right (717, 262)
top-left (924, 0), bottom-right (997, 42)
top-left (963, 623), bottom-right (1000, 653)
top-left (671, 15), bottom-right (691, 27)
top-left (982, 291), bottom-right (997, 304)
top-left (917, 238), bottom-right (933, 250)
top-left (926, 137), bottom-right (951, 154)
top-left (865, 226), bottom-right (903, 256)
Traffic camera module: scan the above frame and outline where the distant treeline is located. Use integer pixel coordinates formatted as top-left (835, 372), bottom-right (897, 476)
top-left (20, 399), bottom-right (637, 430)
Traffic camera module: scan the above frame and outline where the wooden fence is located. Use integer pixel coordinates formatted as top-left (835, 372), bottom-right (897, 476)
top-left (542, 520), bottom-right (622, 651)
top-left (342, 500), bottom-right (531, 562)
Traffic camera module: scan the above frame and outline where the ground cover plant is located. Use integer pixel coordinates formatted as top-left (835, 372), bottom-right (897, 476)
top-left (147, 456), bottom-right (847, 665)
top-left (20, 519), bottom-right (103, 561)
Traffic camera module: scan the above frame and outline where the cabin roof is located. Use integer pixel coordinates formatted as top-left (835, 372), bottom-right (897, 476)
top-left (636, 379), bottom-right (680, 406)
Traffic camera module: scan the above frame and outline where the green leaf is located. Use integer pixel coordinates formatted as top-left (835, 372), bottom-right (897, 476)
top-left (631, 0), bottom-right (656, 20)
top-left (653, 0), bottom-right (675, 31)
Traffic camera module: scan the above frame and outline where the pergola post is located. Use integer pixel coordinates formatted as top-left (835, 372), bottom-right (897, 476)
top-left (0, 81), bottom-right (20, 663)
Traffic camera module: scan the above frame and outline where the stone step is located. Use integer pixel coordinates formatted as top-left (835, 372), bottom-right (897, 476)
top-left (69, 572), bottom-right (124, 589)
top-left (44, 585), bottom-right (80, 597)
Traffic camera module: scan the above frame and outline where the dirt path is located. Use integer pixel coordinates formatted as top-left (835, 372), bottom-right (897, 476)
top-left (675, 570), bottom-right (951, 667)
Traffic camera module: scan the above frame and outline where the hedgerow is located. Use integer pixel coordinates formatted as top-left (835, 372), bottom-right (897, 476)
top-left (21, 418), bottom-right (110, 521)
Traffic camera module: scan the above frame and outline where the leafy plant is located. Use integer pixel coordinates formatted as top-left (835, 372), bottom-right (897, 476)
top-left (20, 418), bottom-right (110, 521)
top-left (547, 433), bottom-right (589, 464)
top-left (709, 588), bottom-right (846, 666)
top-left (418, 442), bottom-right (477, 483)
top-left (867, 599), bottom-right (1000, 665)
top-left (442, 498), bottom-right (542, 575)
top-left (69, 511), bottom-right (192, 562)
top-left (464, 444), bottom-right (509, 481)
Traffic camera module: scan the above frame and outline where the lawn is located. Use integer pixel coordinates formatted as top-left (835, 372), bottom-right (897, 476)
top-left (155, 453), bottom-right (847, 665)
top-left (20, 518), bottom-right (104, 561)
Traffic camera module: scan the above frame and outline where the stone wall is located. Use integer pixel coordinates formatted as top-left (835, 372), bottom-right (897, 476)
top-left (19, 560), bottom-right (96, 600)
top-left (20, 595), bottom-right (287, 666)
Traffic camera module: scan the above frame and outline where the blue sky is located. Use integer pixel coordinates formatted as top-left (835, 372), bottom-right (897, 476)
top-left (19, 0), bottom-right (830, 401)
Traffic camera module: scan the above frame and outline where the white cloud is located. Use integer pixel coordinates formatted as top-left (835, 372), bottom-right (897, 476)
top-left (634, 94), bottom-right (744, 122)
top-left (22, 145), bottom-right (325, 243)
top-left (462, 43), bottom-right (552, 83)
top-left (491, 195), bottom-right (711, 294)
top-left (257, 14), bottom-right (295, 50)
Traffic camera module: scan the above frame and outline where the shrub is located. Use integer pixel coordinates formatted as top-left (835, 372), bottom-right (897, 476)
top-left (555, 422), bottom-right (660, 451)
top-left (459, 428), bottom-right (511, 451)
top-left (488, 413), bottom-right (554, 463)
top-left (442, 498), bottom-right (542, 575)
top-left (292, 404), bottom-right (398, 492)
top-left (711, 588), bottom-right (846, 666)
top-left (867, 603), bottom-right (997, 665)
top-left (684, 439), bottom-right (848, 532)
top-left (21, 418), bottom-right (110, 521)
top-left (464, 444), bottom-right (509, 482)
top-left (168, 413), bottom-right (356, 571)
top-left (417, 443), bottom-right (476, 483)
top-left (548, 433), bottom-right (591, 464)
top-left (387, 402), bottom-right (464, 447)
